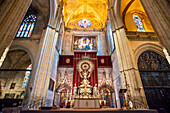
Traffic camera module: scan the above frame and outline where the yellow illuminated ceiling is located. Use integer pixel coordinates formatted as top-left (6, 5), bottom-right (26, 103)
top-left (121, 0), bottom-right (145, 15)
top-left (63, 0), bottom-right (108, 30)
top-left (121, 0), bottom-right (154, 32)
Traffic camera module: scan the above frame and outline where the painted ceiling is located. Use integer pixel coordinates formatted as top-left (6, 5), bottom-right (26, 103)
top-left (63, 0), bottom-right (108, 30)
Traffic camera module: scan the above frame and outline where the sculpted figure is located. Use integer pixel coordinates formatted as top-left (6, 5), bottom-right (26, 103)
top-left (129, 100), bottom-right (133, 109)
top-left (73, 83), bottom-right (77, 95)
top-left (93, 84), bottom-right (98, 97)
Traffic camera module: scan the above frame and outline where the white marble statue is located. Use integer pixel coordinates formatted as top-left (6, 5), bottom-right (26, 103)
top-left (129, 100), bottom-right (133, 109)
top-left (73, 83), bottom-right (77, 96)
top-left (93, 84), bottom-right (98, 97)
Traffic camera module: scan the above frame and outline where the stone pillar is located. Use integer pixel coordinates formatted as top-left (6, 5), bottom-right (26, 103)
top-left (109, 4), bottom-right (149, 108)
top-left (111, 51), bottom-right (121, 108)
top-left (163, 47), bottom-right (170, 64)
top-left (0, 0), bottom-right (32, 62)
top-left (140, 0), bottom-right (170, 54)
top-left (23, 2), bottom-right (63, 109)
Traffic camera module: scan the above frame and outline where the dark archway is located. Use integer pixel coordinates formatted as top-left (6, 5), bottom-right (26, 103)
top-left (0, 49), bottom-right (32, 108)
top-left (138, 50), bottom-right (170, 112)
top-left (99, 84), bottom-right (115, 108)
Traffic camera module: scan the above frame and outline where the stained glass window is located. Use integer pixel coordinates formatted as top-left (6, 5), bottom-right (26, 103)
top-left (16, 14), bottom-right (36, 38)
top-left (22, 64), bottom-right (32, 88)
top-left (78, 19), bottom-right (92, 28)
top-left (133, 15), bottom-right (145, 32)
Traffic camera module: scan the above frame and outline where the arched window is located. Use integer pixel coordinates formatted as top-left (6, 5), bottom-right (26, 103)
top-left (22, 64), bottom-right (32, 88)
top-left (16, 14), bottom-right (36, 38)
top-left (133, 15), bottom-right (145, 32)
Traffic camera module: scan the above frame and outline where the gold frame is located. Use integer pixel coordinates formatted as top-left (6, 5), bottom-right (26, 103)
top-left (72, 35), bottom-right (98, 52)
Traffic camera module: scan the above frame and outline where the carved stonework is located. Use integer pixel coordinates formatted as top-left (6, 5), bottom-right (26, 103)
top-left (138, 51), bottom-right (170, 71)
top-left (77, 59), bottom-right (94, 79)
top-left (126, 31), bottom-right (158, 41)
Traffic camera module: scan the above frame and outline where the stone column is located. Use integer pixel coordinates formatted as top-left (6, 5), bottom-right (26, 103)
top-left (0, 0), bottom-right (32, 57)
top-left (140, 0), bottom-right (170, 54)
top-left (109, 3), bottom-right (149, 108)
top-left (25, 2), bottom-right (63, 108)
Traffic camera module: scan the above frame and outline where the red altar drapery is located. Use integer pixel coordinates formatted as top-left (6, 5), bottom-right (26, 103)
top-left (73, 52), bottom-right (98, 90)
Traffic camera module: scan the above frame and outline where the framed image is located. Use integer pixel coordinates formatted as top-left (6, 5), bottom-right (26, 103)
top-left (72, 35), bottom-right (97, 52)
top-left (10, 83), bottom-right (16, 89)
top-left (4, 94), bottom-right (10, 99)
top-left (10, 93), bottom-right (15, 98)
top-left (48, 78), bottom-right (55, 91)
top-left (4, 93), bottom-right (15, 99)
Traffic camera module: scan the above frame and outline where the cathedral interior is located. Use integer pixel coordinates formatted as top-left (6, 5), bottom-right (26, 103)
top-left (0, 0), bottom-right (170, 113)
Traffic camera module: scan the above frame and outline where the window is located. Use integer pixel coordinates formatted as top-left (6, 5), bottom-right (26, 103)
top-left (22, 64), bottom-right (32, 88)
top-left (16, 14), bottom-right (36, 38)
top-left (133, 15), bottom-right (145, 32)
top-left (78, 19), bottom-right (92, 28)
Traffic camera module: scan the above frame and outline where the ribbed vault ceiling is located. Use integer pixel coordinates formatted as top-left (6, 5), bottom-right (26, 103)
top-left (63, 0), bottom-right (108, 30)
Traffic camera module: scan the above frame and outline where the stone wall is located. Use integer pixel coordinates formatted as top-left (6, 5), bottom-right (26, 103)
top-left (62, 30), bottom-right (109, 55)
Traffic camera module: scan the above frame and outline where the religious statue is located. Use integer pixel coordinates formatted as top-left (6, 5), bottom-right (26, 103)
top-left (76, 57), bottom-right (94, 98)
top-left (78, 73), bottom-right (92, 98)
top-left (93, 84), bottom-right (98, 97)
top-left (129, 100), bottom-right (133, 109)
top-left (73, 83), bottom-right (77, 96)
top-left (79, 73), bottom-right (91, 88)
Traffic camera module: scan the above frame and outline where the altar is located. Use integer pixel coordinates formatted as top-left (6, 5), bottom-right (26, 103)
top-left (74, 98), bottom-right (100, 109)
top-left (72, 52), bottom-right (100, 109)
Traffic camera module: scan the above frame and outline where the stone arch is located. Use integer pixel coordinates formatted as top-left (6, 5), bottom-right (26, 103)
top-left (0, 48), bottom-right (32, 100)
top-left (99, 84), bottom-right (115, 107)
top-left (9, 45), bottom-right (34, 65)
top-left (119, 0), bottom-right (154, 32)
top-left (125, 10), bottom-right (153, 32)
top-left (56, 84), bottom-right (71, 93)
top-left (99, 84), bottom-right (114, 93)
top-left (113, 0), bottom-right (123, 28)
top-left (134, 43), bottom-right (163, 68)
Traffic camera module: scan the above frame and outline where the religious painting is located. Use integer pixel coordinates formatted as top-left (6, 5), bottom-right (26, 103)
top-left (72, 35), bottom-right (97, 52)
